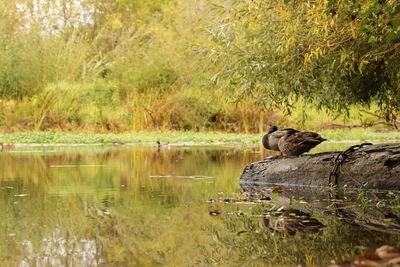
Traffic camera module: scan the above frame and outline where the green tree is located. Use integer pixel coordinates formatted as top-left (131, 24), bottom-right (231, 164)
top-left (210, 0), bottom-right (400, 121)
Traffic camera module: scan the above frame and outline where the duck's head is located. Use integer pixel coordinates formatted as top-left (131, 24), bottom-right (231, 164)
top-left (267, 125), bottom-right (278, 134)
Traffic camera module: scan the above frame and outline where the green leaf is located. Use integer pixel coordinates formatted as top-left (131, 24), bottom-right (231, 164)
top-left (368, 36), bottom-right (377, 43)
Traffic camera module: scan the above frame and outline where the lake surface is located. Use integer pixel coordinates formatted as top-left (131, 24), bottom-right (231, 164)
top-left (1, 142), bottom-right (400, 266)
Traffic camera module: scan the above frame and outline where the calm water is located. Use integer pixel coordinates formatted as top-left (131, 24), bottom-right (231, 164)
top-left (1, 143), bottom-right (400, 266)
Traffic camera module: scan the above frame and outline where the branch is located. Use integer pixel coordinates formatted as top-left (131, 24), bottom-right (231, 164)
top-left (359, 109), bottom-right (386, 120)
top-left (331, 121), bottom-right (395, 129)
top-left (359, 110), bottom-right (400, 129)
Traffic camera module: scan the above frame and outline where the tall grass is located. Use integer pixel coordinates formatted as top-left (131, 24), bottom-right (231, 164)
top-left (0, 81), bottom-right (287, 133)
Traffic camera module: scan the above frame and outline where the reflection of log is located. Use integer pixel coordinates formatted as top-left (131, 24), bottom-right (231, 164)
top-left (239, 143), bottom-right (400, 190)
top-left (241, 184), bottom-right (400, 235)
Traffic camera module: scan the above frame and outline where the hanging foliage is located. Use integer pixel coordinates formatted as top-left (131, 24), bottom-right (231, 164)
top-left (209, 0), bottom-right (400, 120)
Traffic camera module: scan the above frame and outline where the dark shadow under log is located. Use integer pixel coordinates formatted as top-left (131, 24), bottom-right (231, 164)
top-left (239, 143), bottom-right (400, 190)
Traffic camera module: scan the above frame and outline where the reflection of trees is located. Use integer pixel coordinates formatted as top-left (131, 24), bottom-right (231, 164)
top-left (1, 192), bottom-right (227, 265)
top-left (0, 145), bottom-right (260, 188)
top-left (4, 146), bottom-right (399, 266)
top-left (19, 229), bottom-right (102, 266)
top-left (0, 146), bottom-right (272, 204)
top-left (0, 146), bottom-right (265, 265)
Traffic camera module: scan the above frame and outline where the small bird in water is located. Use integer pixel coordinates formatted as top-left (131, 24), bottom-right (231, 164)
top-left (112, 141), bottom-right (125, 146)
top-left (278, 130), bottom-right (326, 156)
top-left (262, 126), bottom-right (299, 154)
top-left (0, 143), bottom-right (15, 151)
top-left (157, 141), bottom-right (170, 151)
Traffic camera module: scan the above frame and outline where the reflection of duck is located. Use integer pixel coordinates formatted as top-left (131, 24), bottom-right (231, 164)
top-left (262, 126), bottom-right (299, 153)
top-left (0, 143), bottom-right (15, 151)
top-left (278, 130), bottom-right (326, 156)
top-left (263, 209), bottom-right (325, 235)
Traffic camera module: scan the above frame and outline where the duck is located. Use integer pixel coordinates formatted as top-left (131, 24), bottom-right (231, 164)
top-left (278, 130), bottom-right (326, 156)
top-left (112, 141), bottom-right (125, 146)
top-left (0, 143), bottom-right (15, 151)
top-left (156, 141), bottom-right (170, 151)
top-left (262, 126), bottom-right (299, 152)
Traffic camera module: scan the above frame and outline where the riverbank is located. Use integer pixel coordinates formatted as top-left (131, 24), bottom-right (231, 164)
top-left (0, 129), bottom-right (399, 145)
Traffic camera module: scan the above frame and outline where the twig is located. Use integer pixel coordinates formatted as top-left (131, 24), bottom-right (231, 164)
top-left (359, 109), bottom-right (400, 126)
top-left (331, 121), bottom-right (394, 128)
top-left (359, 109), bottom-right (386, 120)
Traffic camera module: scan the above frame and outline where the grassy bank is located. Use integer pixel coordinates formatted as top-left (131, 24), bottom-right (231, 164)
top-left (0, 129), bottom-right (399, 145)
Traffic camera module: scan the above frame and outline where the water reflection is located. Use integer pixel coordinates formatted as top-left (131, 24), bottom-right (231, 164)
top-left (241, 183), bottom-right (400, 235)
top-left (19, 229), bottom-right (102, 267)
top-left (0, 145), bottom-right (265, 266)
top-left (263, 209), bottom-right (325, 235)
top-left (1, 143), bottom-right (399, 266)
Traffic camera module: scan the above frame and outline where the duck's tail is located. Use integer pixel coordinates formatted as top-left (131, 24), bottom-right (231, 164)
top-left (299, 133), bottom-right (326, 145)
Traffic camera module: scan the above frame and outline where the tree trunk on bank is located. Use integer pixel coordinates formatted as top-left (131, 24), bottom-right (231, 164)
top-left (239, 143), bottom-right (400, 190)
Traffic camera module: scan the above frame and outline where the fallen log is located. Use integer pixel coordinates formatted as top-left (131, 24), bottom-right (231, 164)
top-left (239, 143), bottom-right (400, 190)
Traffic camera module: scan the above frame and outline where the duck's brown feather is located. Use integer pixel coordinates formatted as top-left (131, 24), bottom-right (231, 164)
top-left (278, 131), bottom-right (326, 156)
top-left (262, 128), bottom-right (299, 151)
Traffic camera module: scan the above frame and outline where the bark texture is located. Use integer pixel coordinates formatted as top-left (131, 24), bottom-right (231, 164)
top-left (239, 143), bottom-right (400, 190)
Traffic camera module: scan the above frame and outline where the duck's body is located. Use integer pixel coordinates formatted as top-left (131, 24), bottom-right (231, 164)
top-left (113, 141), bottom-right (125, 146)
top-left (278, 131), bottom-right (326, 156)
top-left (0, 143), bottom-right (15, 151)
top-left (262, 126), bottom-right (299, 152)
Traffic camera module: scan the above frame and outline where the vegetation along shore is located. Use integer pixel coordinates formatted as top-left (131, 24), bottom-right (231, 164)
top-left (0, 129), bottom-right (399, 145)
